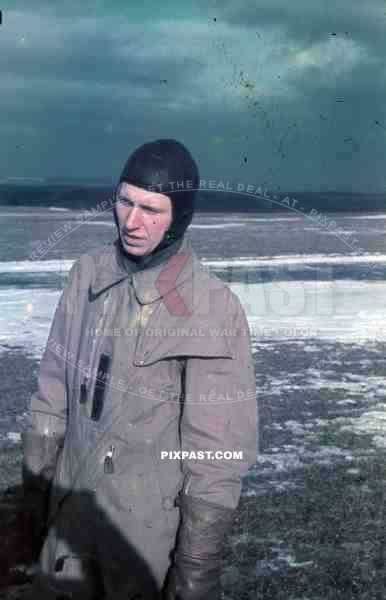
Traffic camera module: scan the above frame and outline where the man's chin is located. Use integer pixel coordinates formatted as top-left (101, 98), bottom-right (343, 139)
top-left (120, 236), bottom-right (152, 257)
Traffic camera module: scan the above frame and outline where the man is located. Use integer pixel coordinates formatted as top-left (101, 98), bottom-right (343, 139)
top-left (22, 139), bottom-right (258, 599)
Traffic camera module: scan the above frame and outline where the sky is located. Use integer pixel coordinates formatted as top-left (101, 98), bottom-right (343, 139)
top-left (1, 0), bottom-right (386, 192)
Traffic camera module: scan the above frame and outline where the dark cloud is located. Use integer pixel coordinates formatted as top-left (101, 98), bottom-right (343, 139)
top-left (222, 0), bottom-right (386, 49)
top-left (1, 2), bottom-right (385, 190)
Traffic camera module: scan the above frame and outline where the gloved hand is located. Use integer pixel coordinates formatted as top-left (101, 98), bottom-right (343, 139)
top-left (162, 493), bottom-right (235, 600)
top-left (21, 431), bottom-right (64, 562)
top-left (22, 487), bottom-right (50, 563)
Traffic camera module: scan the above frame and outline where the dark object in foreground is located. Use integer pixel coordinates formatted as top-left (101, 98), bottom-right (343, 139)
top-left (0, 485), bottom-right (37, 590)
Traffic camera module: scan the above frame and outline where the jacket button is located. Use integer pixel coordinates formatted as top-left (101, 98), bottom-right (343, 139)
top-left (162, 497), bottom-right (174, 510)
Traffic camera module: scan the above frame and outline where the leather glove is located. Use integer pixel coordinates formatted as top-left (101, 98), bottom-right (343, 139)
top-left (21, 431), bottom-right (64, 562)
top-left (21, 487), bottom-right (50, 563)
top-left (163, 493), bottom-right (235, 600)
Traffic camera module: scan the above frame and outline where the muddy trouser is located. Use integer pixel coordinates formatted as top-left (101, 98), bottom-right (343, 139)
top-left (27, 488), bottom-right (179, 600)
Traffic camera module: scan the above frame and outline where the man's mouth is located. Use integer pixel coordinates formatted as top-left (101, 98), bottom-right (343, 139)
top-left (124, 233), bottom-right (145, 241)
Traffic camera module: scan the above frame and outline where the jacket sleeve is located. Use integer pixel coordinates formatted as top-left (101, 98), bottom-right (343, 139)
top-left (22, 260), bottom-right (80, 490)
top-left (179, 290), bottom-right (258, 510)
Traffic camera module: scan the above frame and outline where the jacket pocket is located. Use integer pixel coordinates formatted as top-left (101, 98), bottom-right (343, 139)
top-left (131, 357), bottom-right (183, 404)
top-left (135, 329), bottom-right (235, 367)
top-left (95, 440), bottom-right (166, 518)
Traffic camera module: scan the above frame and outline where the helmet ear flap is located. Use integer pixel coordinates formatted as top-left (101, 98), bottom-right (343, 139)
top-left (112, 198), bottom-right (119, 230)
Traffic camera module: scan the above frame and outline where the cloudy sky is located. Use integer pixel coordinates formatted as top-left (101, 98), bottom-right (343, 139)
top-left (2, 0), bottom-right (386, 191)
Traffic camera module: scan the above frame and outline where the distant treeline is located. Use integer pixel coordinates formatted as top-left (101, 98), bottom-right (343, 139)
top-left (0, 184), bottom-right (384, 212)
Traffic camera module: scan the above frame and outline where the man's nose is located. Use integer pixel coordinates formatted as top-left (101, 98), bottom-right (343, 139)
top-left (126, 205), bottom-right (143, 229)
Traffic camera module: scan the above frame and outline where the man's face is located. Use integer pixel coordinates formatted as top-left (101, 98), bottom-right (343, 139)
top-left (115, 182), bottom-right (173, 256)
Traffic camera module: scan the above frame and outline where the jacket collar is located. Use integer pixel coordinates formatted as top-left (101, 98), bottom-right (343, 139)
top-left (89, 234), bottom-right (203, 305)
